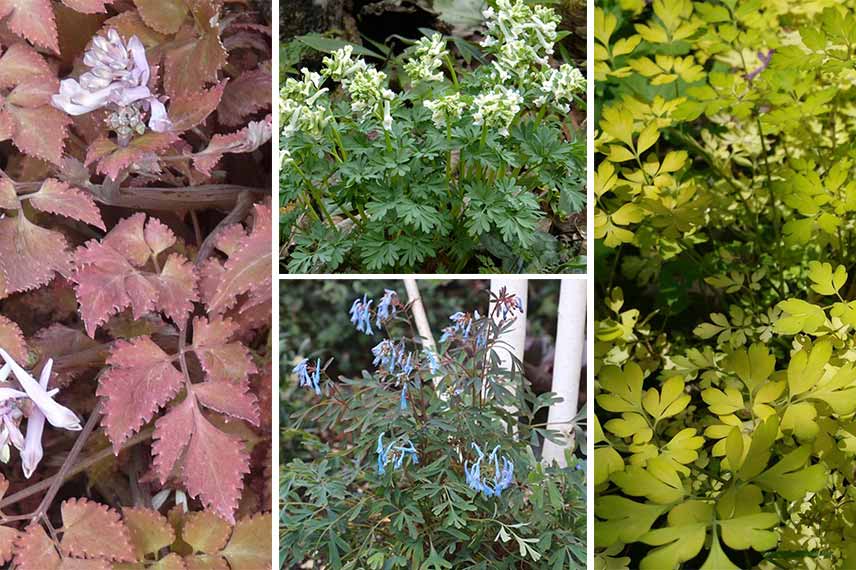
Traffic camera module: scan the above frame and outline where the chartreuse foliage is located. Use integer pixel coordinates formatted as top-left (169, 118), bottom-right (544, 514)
top-left (280, 0), bottom-right (586, 273)
top-left (281, 288), bottom-right (586, 569)
top-left (595, 0), bottom-right (856, 568)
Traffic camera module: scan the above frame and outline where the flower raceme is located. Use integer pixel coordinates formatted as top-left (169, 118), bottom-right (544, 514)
top-left (0, 349), bottom-right (82, 478)
top-left (403, 33), bottom-right (448, 83)
top-left (293, 358), bottom-right (321, 396)
top-left (464, 443), bottom-right (515, 497)
top-left (349, 294), bottom-right (374, 335)
top-left (51, 29), bottom-right (172, 138)
top-left (376, 432), bottom-right (419, 475)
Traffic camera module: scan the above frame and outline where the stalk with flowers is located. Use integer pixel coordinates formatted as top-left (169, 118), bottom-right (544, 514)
top-left (280, 283), bottom-right (586, 568)
top-left (280, 0), bottom-right (587, 273)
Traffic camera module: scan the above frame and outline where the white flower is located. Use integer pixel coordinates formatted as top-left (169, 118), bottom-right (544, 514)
top-left (480, 0), bottom-right (560, 87)
top-left (281, 68), bottom-right (330, 139)
top-left (0, 349), bottom-right (81, 478)
top-left (403, 33), bottom-right (448, 83)
top-left (472, 86), bottom-right (523, 136)
top-left (424, 93), bottom-right (466, 128)
top-left (534, 64), bottom-right (586, 113)
top-left (322, 47), bottom-right (397, 131)
top-left (52, 29), bottom-right (172, 134)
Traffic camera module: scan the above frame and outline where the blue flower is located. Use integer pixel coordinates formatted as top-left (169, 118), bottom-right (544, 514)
top-left (293, 358), bottom-right (321, 395)
top-left (372, 339), bottom-right (398, 370)
top-left (349, 294), bottom-right (374, 335)
top-left (423, 349), bottom-right (441, 374)
top-left (441, 311), bottom-right (478, 342)
top-left (400, 381), bottom-right (408, 411)
top-left (377, 432), bottom-right (419, 474)
top-left (375, 289), bottom-right (398, 328)
top-left (464, 443), bottom-right (514, 497)
top-left (493, 290), bottom-right (525, 320)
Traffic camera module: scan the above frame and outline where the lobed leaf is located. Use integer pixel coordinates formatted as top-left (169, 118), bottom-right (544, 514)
top-left (61, 498), bottom-right (135, 561)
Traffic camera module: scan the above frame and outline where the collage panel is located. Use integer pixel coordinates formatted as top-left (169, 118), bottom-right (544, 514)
top-left (593, 1), bottom-right (856, 570)
top-left (280, 0), bottom-right (588, 274)
top-left (279, 278), bottom-right (587, 568)
top-left (0, 0), bottom-right (274, 567)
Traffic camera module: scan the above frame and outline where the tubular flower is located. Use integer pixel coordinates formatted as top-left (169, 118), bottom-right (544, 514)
top-left (52, 29), bottom-right (172, 136)
top-left (423, 93), bottom-right (466, 129)
top-left (480, 0), bottom-right (560, 84)
top-left (0, 349), bottom-right (82, 478)
top-left (472, 87), bottom-right (523, 137)
top-left (350, 294), bottom-right (374, 335)
top-left (293, 358), bottom-right (321, 395)
top-left (440, 310), bottom-right (481, 342)
top-left (376, 432), bottom-right (419, 474)
top-left (281, 68), bottom-right (330, 139)
top-left (403, 33), bottom-right (448, 83)
top-left (464, 443), bottom-right (515, 497)
top-left (534, 64), bottom-right (586, 113)
top-left (375, 289), bottom-right (399, 328)
top-left (322, 46), bottom-right (396, 131)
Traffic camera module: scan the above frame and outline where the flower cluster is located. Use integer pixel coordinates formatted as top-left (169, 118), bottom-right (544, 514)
top-left (0, 349), bottom-right (82, 478)
top-left (440, 311), bottom-right (480, 343)
top-left (280, 68), bottom-right (330, 139)
top-left (371, 340), bottom-right (413, 376)
top-left (293, 358), bottom-right (321, 395)
top-left (423, 93), bottom-right (466, 129)
top-left (481, 0), bottom-right (560, 84)
top-left (403, 33), bottom-right (448, 83)
top-left (376, 432), bottom-right (419, 474)
top-left (464, 443), bottom-right (515, 497)
top-left (349, 294), bottom-right (374, 335)
top-left (472, 87), bottom-right (523, 137)
top-left (52, 29), bottom-right (171, 139)
top-left (535, 64), bottom-right (586, 113)
top-left (323, 46), bottom-right (395, 131)
top-left (375, 289), bottom-right (399, 328)
top-left (492, 290), bottom-right (525, 320)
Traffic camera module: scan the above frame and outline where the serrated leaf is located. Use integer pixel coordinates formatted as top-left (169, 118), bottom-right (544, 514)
top-left (167, 81), bottom-right (226, 132)
top-left (222, 515), bottom-right (271, 569)
top-left (164, 26), bottom-right (227, 97)
top-left (61, 498), bottom-right (135, 562)
top-left (133, 0), bottom-right (187, 34)
top-left (15, 524), bottom-right (60, 570)
top-left (28, 179), bottom-right (105, 230)
top-left (153, 396), bottom-right (195, 483)
top-left (0, 43), bottom-right (52, 89)
top-left (0, 314), bottom-right (26, 363)
top-left (218, 67), bottom-right (271, 127)
top-left (85, 133), bottom-right (178, 180)
top-left (183, 409), bottom-right (250, 524)
top-left (191, 316), bottom-right (257, 386)
top-left (193, 381), bottom-right (259, 426)
top-left (0, 213), bottom-right (71, 294)
top-left (0, 0), bottom-right (59, 52)
top-left (182, 511), bottom-right (231, 554)
top-left (122, 507), bottom-right (175, 558)
top-left (3, 103), bottom-right (71, 165)
top-left (98, 336), bottom-right (184, 451)
top-left (206, 204), bottom-right (271, 316)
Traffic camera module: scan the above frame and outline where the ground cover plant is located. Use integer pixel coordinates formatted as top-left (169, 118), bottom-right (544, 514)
top-left (594, 1), bottom-right (856, 568)
top-left (280, 0), bottom-right (587, 274)
top-left (0, 0), bottom-right (273, 566)
top-left (279, 280), bottom-right (586, 568)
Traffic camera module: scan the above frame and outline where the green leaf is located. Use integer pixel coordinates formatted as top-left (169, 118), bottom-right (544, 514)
top-left (754, 446), bottom-right (827, 501)
top-left (639, 501), bottom-right (711, 570)
top-left (594, 496), bottom-right (668, 547)
top-left (808, 261), bottom-right (847, 296)
top-left (296, 34), bottom-right (383, 59)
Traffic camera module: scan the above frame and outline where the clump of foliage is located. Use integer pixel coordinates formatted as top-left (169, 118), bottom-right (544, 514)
top-left (0, 0), bottom-right (272, 566)
top-left (280, 286), bottom-right (586, 568)
top-left (595, 1), bottom-right (856, 569)
top-left (280, 0), bottom-right (586, 274)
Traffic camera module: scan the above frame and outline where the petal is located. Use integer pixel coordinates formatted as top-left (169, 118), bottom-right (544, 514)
top-left (112, 84), bottom-right (151, 106)
top-left (0, 349), bottom-right (81, 431)
top-left (21, 359), bottom-right (50, 478)
top-left (127, 35), bottom-right (150, 86)
top-left (147, 97), bottom-right (172, 133)
top-left (3, 416), bottom-right (23, 450)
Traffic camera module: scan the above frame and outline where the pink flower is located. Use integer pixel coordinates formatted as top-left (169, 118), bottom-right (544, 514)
top-left (51, 29), bottom-right (172, 133)
top-left (0, 349), bottom-right (82, 478)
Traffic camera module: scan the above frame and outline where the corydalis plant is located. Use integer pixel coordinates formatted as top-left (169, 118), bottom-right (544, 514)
top-left (280, 0), bottom-right (586, 273)
top-left (282, 285), bottom-right (585, 567)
